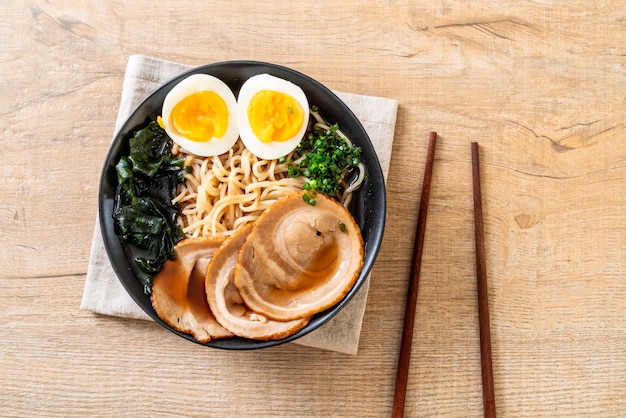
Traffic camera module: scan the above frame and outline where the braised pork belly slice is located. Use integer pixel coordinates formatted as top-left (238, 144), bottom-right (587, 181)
top-left (205, 223), bottom-right (309, 340)
top-left (233, 191), bottom-right (364, 321)
top-left (151, 237), bottom-right (233, 342)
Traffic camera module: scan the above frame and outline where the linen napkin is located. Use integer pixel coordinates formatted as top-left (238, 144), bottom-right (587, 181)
top-left (81, 54), bottom-right (397, 355)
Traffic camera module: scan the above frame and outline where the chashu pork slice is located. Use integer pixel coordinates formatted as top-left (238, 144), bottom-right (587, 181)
top-left (233, 191), bottom-right (364, 321)
top-left (151, 237), bottom-right (233, 342)
top-left (206, 223), bottom-right (310, 340)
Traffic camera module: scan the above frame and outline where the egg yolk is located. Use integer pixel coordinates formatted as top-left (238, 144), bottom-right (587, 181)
top-left (247, 90), bottom-right (305, 143)
top-left (170, 91), bottom-right (229, 142)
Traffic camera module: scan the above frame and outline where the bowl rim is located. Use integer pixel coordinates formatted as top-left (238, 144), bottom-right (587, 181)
top-left (98, 60), bottom-right (387, 349)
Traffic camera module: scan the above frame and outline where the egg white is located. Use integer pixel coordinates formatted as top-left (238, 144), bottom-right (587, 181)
top-left (161, 74), bottom-right (239, 157)
top-left (237, 74), bottom-right (309, 160)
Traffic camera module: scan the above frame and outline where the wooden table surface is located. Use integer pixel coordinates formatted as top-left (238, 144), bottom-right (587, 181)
top-left (1, 1), bottom-right (624, 416)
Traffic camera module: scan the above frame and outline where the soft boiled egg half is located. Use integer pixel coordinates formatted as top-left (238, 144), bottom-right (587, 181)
top-left (237, 74), bottom-right (309, 160)
top-left (160, 74), bottom-right (239, 157)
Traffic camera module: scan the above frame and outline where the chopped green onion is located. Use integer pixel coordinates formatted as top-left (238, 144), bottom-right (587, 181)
top-left (302, 192), bottom-right (317, 206)
top-left (288, 117), bottom-right (362, 198)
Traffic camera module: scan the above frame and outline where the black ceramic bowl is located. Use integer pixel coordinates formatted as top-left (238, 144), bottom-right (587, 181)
top-left (99, 61), bottom-right (386, 349)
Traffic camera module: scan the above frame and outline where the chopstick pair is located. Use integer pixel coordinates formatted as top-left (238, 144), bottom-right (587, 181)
top-left (391, 135), bottom-right (496, 418)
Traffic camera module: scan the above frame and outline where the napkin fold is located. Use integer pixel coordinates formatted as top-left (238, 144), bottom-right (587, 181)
top-left (81, 54), bottom-right (397, 355)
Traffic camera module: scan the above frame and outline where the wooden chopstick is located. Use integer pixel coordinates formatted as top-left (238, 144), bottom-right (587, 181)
top-left (392, 132), bottom-right (437, 418)
top-left (471, 142), bottom-right (496, 418)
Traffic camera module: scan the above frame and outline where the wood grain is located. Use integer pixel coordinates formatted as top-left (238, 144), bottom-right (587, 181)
top-left (1, 1), bottom-right (625, 416)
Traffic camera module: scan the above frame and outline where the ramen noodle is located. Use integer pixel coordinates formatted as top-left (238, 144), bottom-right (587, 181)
top-left (172, 139), bottom-right (306, 238)
top-left (171, 108), bottom-right (365, 239)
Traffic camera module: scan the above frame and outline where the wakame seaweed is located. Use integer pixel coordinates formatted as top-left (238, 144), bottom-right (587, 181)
top-left (113, 121), bottom-right (187, 294)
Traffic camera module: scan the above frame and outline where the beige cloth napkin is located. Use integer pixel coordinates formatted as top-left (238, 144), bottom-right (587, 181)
top-left (81, 54), bottom-right (397, 355)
